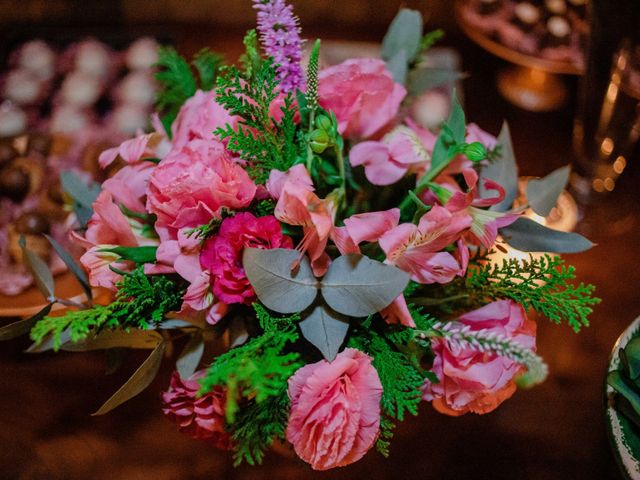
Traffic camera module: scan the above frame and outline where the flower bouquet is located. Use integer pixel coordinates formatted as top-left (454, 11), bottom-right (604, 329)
top-left (1, 1), bottom-right (601, 471)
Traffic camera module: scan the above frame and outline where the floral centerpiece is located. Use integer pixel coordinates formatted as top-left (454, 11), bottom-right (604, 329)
top-left (0, 1), bottom-right (600, 471)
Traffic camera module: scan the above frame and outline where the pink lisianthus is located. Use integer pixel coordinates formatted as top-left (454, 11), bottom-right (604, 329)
top-left (161, 370), bottom-right (233, 450)
top-left (465, 123), bottom-right (498, 151)
top-left (286, 348), bottom-right (383, 470)
top-left (350, 125), bottom-right (430, 186)
top-left (379, 205), bottom-right (471, 284)
top-left (318, 58), bottom-right (406, 139)
top-left (146, 139), bottom-right (256, 235)
top-left (200, 212), bottom-right (293, 304)
top-left (266, 164), bottom-right (314, 200)
top-left (171, 89), bottom-right (239, 149)
top-left (422, 300), bottom-right (537, 416)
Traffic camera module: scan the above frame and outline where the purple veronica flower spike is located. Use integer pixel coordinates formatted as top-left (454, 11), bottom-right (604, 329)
top-left (253, 0), bottom-right (305, 93)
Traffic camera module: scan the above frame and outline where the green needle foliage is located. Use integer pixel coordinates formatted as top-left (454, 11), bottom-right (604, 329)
top-left (199, 304), bottom-right (302, 424)
top-left (214, 57), bottom-right (299, 183)
top-left (466, 254), bottom-right (600, 332)
top-left (30, 268), bottom-right (185, 350)
top-left (230, 387), bottom-right (291, 466)
top-left (155, 46), bottom-right (223, 134)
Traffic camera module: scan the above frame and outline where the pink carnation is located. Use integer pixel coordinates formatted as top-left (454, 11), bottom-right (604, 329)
top-left (171, 89), bottom-right (239, 149)
top-left (286, 348), bottom-right (382, 470)
top-left (146, 139), bottom-right (256, 235)
top-left (161, 370), bottom-right (233, 450)
top-left (318, 58), bottom-right (406, 139)
top-left (199, 212), bottom-right (293, 304)
top-left (422, 300), bottom-right (537, 416)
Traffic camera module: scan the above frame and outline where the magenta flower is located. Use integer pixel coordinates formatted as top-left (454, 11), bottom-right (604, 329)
top-left (253, 0), bottom-right (305, 93)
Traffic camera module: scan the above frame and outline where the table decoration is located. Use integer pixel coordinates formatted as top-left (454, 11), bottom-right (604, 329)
top-left (0, 1), bottom-right (600, 471)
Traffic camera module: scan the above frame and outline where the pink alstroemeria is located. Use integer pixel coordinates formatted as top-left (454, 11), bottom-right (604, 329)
top-left (350, 126), bottom-right (430, 186)
top-left (72, 190), bottom-right (155, 290)
top-left (379, 205), bottom-right (471, 285)
top-left (445, 169), bottom-right (518, 249)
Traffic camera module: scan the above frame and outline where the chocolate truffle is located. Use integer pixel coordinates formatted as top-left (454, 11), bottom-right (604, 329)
top-left (0, 165), bottom-right (30, 201)
top-left (514, 2), bottom-right (542, 31)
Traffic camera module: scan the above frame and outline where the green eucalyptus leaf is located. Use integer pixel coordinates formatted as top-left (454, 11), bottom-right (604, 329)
top-left (525, 165), bottom-right (571, 217)
top-left (100, 245), bottom-right (157, 264)
top-left (19, 236), bottom-right (55, 302)
top-left (61, 329), bottom-right (163, 351)
top-left (624, 337), bottom-right (640, 381)
top-left (60, 170), bottom-right (100, 209)
top-left (242, 248), bottom-right (318, 314)
top-left (299, 304), bottom-right (349, 362)
top-left (92, 340), bottom-right (165, 416)
top-left (176, 332), bottom-right (204, 379)
top-left (381, 8), bottom-right (423, 64)
top-left (499, 217), bottom-right (594, 253)
top-left (480, 122), bottom-right (519, 212)
top-left (0, 303), bottom-right (52, 341)
top-left (386, 48), bottom-right (409, 85)
top-left (321, 254), bottom-right (410, 317)
top-left (44, 234), bottom-right (92, 300)
top-left (407, 67), bottom-right (465, 96)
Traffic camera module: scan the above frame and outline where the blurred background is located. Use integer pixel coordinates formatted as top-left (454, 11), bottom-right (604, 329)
top-left (1, 0), bottom-right (640, 479)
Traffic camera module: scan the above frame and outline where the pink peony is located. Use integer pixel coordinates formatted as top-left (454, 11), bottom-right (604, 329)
top-left (161, 370), bottom-right (233, 450)
top-left (171, 89), bottom-right (239, 149)
top-left (350, 126), bottom-right (430, 185)
top-left (286, 348), bottom-right (383, 470)
top-left (422, 300), bottom-right (537, 416)
top-left (199, 212), bottom-right (293, 304)
top-left (146, 139), bottom-right (256, 235)
top-left (318, 58), bottom-right (406, 139)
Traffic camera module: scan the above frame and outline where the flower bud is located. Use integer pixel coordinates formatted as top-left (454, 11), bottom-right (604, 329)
top-left (462, 142), bottom-right (487, 162)
top-left (314, 114), bottom-right (332, 131)
top-left (308, 129), bottom-right (330, 154)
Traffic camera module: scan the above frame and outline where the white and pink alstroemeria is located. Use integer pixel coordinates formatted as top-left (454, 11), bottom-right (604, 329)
top-left (350, 125), bottom-right (430, 186)
top-left (379, 205), bottom-right (471, 285)
top-left (445, 169), bottom-right (518, 249)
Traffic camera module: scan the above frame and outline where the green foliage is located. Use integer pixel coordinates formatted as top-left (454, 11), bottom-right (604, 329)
top-left (419, 29), bottom-right (444, 55)
top-left (251, 198), bottom-right (276, 217)
top-left (466, 254), bottom-right (600, 332)
top-left (30, 268), bottom-right (185, 350)
top-left (230, 387), bottom-right (291, 466)
top-left (214, 58), bottom-right (299, 183)
top-left (30, 305), bottom-right (112, 351)
top-left (155, 46), bottom-right (223, 134)
top-left (111, 267), bottom-right (185, 329)
top-left (240, 29), bottom-right (262, 80)
top-left (199, 304), bottom-right (301, 423)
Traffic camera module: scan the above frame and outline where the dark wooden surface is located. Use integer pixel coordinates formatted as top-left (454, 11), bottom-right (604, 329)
top-left (1, 22), bottom-right (639, 480)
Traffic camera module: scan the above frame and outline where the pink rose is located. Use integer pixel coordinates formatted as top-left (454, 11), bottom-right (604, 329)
top-left (146, 139), bottom-right (256, 235)
top-left (161, 370), bottom-right (233, 450)
top-left (286, 348), bottom-right (383, 470)
top-left (422, 300), bottom-right (536, 416)
top-left (199, 212), bottom-right (293, 304)
top-left (318, 58), bottom-right (406, 139)
top-left (171, 89), bottom-right (239, 149)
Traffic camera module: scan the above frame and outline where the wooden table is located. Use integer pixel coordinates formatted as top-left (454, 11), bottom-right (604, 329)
top-left (0, 27), bottom-right (636, 480)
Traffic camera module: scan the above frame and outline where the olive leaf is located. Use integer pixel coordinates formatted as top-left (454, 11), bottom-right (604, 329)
top-left (525, 165), bottom-right (570, 217)
top-left (61, 329), bottom-right (163, 351)
top-left (44, 234), bottom-right (92, 300)
top-left (176, 331), bottom-right (204, 379)
top-left (499, 217), bottom-right (594, 253)
top-left (407, 67), bottom-right (465, 96)
top-left (299, 304), bottom-right (350, 362)
top-left (320, 254), bottom-right (410, 317)
top-left (480, 122), bottom-right (519, 212)
top-left (26, 329), bottom-right (72, 353)
top-left (19, 236), bottom-right (55, 302)
top-left (60, 170), bottom-right (101, 229)
top-left (0, 303), bottom-right (52, 341)
top-left (386, 49), bottom-right (409, 85)
top-left (242, 248), bottom-right (318, 313)
top-left (92, 339), bottom-right (165, 416)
